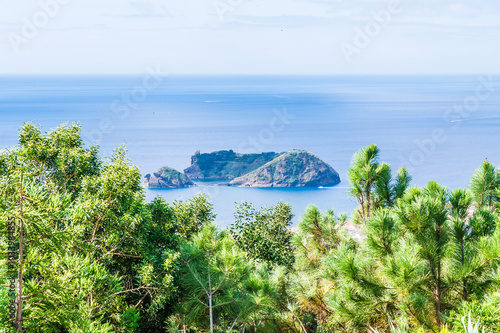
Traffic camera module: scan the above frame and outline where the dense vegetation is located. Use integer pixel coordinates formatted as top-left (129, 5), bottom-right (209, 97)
top-left (1, 124), bottom-right (500, 332)
top-left (184, 150), bottom-right (281, 180)
top-left (144, 167), bottom-right (195, 188)
top-left (229, 150), bottom-right (341, 187)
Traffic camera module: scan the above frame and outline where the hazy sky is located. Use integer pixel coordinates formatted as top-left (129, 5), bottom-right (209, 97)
top-left (1, 0), bottom-right (499, 74)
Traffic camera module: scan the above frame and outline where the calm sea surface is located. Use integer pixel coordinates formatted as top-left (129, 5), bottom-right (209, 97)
top-left (1, 75), bottom-right (499, 226)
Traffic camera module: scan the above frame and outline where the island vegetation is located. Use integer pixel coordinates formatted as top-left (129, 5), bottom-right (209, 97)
top-left (144, 167), bottom-right (195, 188)
top-left (229, 150), bottom-right (341, 187)
top-left (184, 150), bottom-right (281, 180)
top-left (149, 149), bottom-right (340, 188)
top-left (1, 123), bottom-right (500, 333)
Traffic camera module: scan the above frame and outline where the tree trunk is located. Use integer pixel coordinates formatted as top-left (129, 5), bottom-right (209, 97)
top-left (461, 237), bottom-right (468, 301)
top-left (436, 255), bottom-right (441, 325)
top-left (208, 251), bottom-right (213, 333)
top-left (209, 292), bottom-right (213, 333)
top-left (435, 290), bottom-right (441, 326)
top-left (295, 314), bottom-right (308, 333)
top-left (366, 188), bottom-right (371, 223)
top-left (16, 171), bottom-right (24, 332)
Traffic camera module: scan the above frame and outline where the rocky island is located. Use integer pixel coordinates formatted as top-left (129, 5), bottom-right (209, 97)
top-left (229, 150), bottom-right (341, 187)
top-left (144, 150), bottom-right (340, 188)
top-left (184, 150), bottom-right (281, 180)
top-left (143, 167), bottom-right (195, 188)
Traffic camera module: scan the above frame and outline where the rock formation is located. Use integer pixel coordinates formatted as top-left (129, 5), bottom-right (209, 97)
top-left (143, 167), bottom-right (195, 188)
top-left (184, 150), bottom-right (281, 180)
top-left (229, 150), bottom-right (340, 187)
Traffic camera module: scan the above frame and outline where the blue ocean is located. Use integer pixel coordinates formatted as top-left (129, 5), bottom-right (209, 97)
top-left (1, 75), bottom-right (499, 226)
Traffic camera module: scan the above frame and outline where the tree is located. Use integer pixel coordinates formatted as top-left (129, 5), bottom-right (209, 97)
top-left (5, 125), bottom-right (500, 333)
top-left (0, 123), bottom-right (138, 332)
top-left (17, 122), bottom-right (100, 195)
top-left (1, 123), bottom-right (220, 331)
top-left (364, 208), bottom-right (399, 258)
top-left (469, 160), bottom-right (498, 208)
top-left (396, 182), bottom-right (450, 326)
top-left (0, 157), bottom-right (71, 332)
top-left (328, 182), bottom-right (500, 332)
top-left (290, 205), bottom-right (350, 331)
top-left (448, 189), bottom-right (499, 305)
top-left (138, 194), bottom-right (216, 332)
top-left (348, 144), bottom-right (411, 224)
top-left (171, 192), bottom-right (216, 239)
top-left (231, 201), bottom-right (294, 267)
top-left (374, 167), bottom-right (412, 208)
top-left (327, 209), bottom-right (401, 332)
top-left (68, 146), bottom-right (182, 330)
top-left (71, 148), bottom-right (218, 332)
top-left (174, 224), bottom-right (260, 332)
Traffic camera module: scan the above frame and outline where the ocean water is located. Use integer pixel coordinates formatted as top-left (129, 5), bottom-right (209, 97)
top-left (0, 75), bottom-right (499, 226)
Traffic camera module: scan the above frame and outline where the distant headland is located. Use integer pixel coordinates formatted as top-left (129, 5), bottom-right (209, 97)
top-left (143, 150), bottom-right (341, 188)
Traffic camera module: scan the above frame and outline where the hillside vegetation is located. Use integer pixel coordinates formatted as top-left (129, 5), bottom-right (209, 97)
top-left (184, 150), bottom-right (281, 180)
top-left (230, 150), bottom-right (341, 187)
top-left (144, 167), bottom-right (195, 188)
top-left (1, 124), bottom-right (500, 333)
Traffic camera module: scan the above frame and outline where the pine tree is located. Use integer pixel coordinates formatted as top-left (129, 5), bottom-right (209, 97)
top-left (290, 205), bottom-right (350, 331)
top-left (348, 145), bottom-right (411, 224)
top-left (328, 182), bottom-right (500, 332)
top-left (469, 161), bottom-right (498, 208)
top-left (175, 224), bottom-right (264, 332)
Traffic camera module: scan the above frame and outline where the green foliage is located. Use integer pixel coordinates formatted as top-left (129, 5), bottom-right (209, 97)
top-left (376, 167), bottom-right (412, 208)
top-left (17, 123), bottom-right (100, 195)
top-left (450, 293), bottom-right (500, 332)
top-left (290, 205), bottom-right (350, 331)
top-left (171, 192), bottom-right (216, 238)
top-left (327, 180), bottom-right (500, 332)
top-left (294, 205), bottom-right (346, 256)
top-left (348, 144), bottom-right (411, 224)
top-left (0, 123), bottom-right (137, 332)
top-left (231, 201), bottom-right (294, 267)
top-left (469, 161), bottom-right (498, 208)
top-left (348, 144), bottom-right (383, 223)
top-left (145, 167), bottom-right (194, 188)
top-left (2, 126), bottom-right (500, 333)
top-left (0, 123), bottom-right (219, 332)
top-left (185, 150), bottom-right (280, 179)
top-left (174, 224), bottom-right (261, 332)
top-left (365, 208), bottom-right (398, 257)
top-left (229, 150), bottom-right (341, 188)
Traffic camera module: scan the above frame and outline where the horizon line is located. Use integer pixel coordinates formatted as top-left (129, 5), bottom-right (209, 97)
top-left (1, 73), bottom-right (497, 77)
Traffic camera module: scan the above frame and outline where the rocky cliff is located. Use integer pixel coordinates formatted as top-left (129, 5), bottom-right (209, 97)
top-left (143, 167), bottom-right (195, 188)
top-left (229, 150), bottom-right (340, 187)
top-left (184, 150), bottom-right (281, 180)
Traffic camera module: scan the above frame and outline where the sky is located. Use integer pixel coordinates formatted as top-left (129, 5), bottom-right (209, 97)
top-left (0, 0), bottom-right (499, 74)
